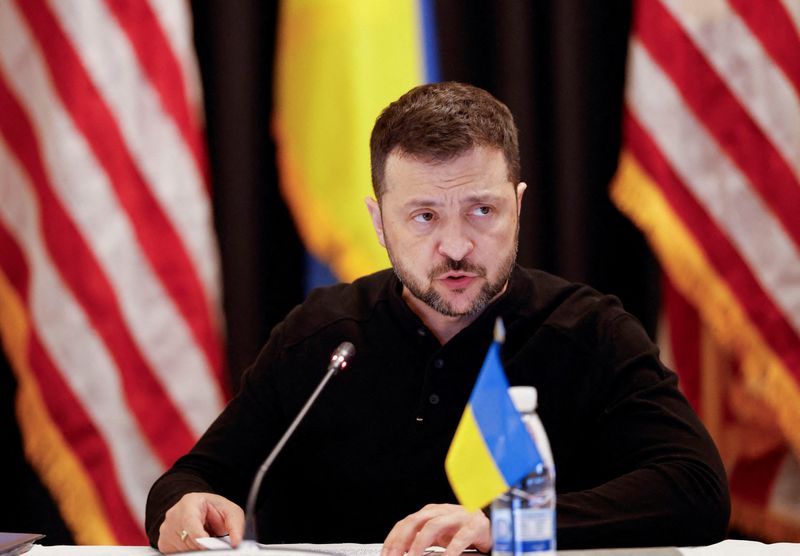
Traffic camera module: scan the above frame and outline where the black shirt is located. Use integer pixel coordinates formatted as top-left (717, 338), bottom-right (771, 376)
top-left (145, 267), bottom-right (729, 549)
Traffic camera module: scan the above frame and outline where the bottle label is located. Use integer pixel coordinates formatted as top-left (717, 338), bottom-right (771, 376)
top-left (491, 507), bottom-right (514, 556)
top-left (492, 507), bottom-right (554, 555)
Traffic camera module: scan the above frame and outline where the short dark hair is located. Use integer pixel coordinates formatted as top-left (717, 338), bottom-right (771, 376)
top-left (370, 81), bottom-right (520, 200)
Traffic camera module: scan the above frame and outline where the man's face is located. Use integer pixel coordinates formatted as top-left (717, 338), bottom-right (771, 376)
top-left (367, 146), bottom-right (525, 318)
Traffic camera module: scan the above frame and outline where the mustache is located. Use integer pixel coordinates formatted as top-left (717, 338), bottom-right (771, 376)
top-left (428, 258), bottom-right (486, 279)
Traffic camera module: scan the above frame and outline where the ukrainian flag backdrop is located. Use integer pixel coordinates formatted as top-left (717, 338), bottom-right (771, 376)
top-left (446, 328), bottom-right (542, 510)
top-left (273, 0), bottom-right (439, 285)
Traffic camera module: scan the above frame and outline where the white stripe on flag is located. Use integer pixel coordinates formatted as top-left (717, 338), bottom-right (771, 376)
top-left (146, 0), bottom-right (206, 121)
top-left (661, 0), bottom-right (800, 179)
top-left (778, 0), bottom-right (800, 36)
top-left (47, 0), bottom-right (222, 310)
top-left (0, 133), bottom-right (160, 525)
top-left (0, 1), bottom-right (224, 436)
top-left (770, 454), bottom-right (800, 520)
top-left (656, 307), bottom-right (677, 373)
top-left (627, 40), bottom-right (800, 333)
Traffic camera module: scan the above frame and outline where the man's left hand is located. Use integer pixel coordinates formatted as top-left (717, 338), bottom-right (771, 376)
top-left (381, 503), bottom-right (492, 556)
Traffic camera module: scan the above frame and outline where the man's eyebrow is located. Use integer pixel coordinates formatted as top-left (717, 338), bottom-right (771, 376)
top-left (402, 197), bottom-right (445, 209)
top-left (401, 192), bottom-right (506, 208)
top-left (463, 192), bottom-right (505, 204)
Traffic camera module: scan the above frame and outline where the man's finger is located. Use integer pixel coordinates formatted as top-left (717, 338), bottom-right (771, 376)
top-left (381, 515), bottom-right (422, 556)
top-left (158, 493), bottom-right (244, 553)
top-left (382, 505), bottom-right (450, 556)
top-left (181, 526), bottom-right (211, 552)
top-left (158, 525), bottom-right (206, 553)
top-left (407, 513), bottom-right (462, 556)
top-left (443, 512), bottom-right (491, 556)
top-left (204, 503), bottom-right (229, 537)
top-left (195, 496), bottom-right (244, 549)
top-left (219, 503), bottom-right (245, 547)
top-left (158, 517), bottom-right (201, 553)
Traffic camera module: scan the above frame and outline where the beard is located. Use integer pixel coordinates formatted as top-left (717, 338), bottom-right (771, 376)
top-left (386, 237), bottom-right (518, 318)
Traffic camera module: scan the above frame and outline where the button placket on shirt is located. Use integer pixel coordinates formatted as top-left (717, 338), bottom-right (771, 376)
top-left (425, 356), bottom-right (445, 407)
top-left (427, 358), bottom-right (444, 405)
top-left (414, 353), bottom-right (447, 424)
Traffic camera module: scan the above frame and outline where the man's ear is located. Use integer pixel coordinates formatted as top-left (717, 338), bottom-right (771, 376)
top-left (516, 182), bottom-right (527, 215)
top-left (365, 197), bottom-right (386, 248)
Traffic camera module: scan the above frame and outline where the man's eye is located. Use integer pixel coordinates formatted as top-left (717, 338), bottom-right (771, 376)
top-left (472, 206), bottom-right (492, 216)
top-left (413, 212), bottom-right (435, 223)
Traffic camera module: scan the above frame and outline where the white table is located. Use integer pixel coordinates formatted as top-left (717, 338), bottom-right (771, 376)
top-left (26, 540), bottom-right (800, 556)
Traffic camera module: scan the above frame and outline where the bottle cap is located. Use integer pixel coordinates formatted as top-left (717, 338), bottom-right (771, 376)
top-left (508, 386), bottom-right (537, 412)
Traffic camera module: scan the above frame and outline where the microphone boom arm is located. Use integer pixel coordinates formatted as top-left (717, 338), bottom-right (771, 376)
top-left (242, 342), bottom-right (355, 542)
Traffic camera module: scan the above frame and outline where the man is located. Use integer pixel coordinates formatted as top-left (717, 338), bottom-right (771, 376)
top-left (146, 82), bottom-right (730, 553)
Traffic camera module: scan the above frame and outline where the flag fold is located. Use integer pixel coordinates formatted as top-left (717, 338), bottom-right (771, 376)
top-left (612, 0), bottom-right (800, 541)
top-left (445, 319), bottom-right (541, 510)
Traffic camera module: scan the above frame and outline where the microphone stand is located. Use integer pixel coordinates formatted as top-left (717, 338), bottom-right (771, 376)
top-left (240, 342), bottom-right (355, 549)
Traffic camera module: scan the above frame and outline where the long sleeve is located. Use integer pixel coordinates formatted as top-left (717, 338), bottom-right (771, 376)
top-left (554, 360), bottom-right (730, 548)
top-left (508, 303), bottom-right (730, 549)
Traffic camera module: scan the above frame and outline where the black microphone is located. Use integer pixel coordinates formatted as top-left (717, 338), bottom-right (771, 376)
top-left (240, 341), bottom-right (355, 546)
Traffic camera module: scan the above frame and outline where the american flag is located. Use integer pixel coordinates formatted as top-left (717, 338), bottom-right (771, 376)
top-left (612, 0), bottom-right (800, 540)
top-left (0, 0), bottom-right (227, 544)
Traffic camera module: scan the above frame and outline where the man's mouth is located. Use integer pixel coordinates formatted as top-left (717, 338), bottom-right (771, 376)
top-left (437, 272), bottom-right (479, 289)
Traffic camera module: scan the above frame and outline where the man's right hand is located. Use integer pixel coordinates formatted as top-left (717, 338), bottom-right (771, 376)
top-left (157, 492), bottom-right (244, 553)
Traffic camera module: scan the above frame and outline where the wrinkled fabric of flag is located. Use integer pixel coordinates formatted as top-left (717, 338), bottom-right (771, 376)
top-left (0, 0), bottom-right (227, 544)
top-left (273, 0), bottom-right (439, 283)
top-left (446, 326), bottom-right (542, 510)
top-left (612, 0), bottom-right (800, 541)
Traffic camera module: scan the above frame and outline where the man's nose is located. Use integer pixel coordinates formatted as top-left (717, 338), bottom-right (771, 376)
top-left (437, 219), bottom-right (474, 261)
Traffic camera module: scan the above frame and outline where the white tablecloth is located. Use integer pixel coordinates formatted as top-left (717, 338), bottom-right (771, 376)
top-left (25, 539), bottom-right (800, 555)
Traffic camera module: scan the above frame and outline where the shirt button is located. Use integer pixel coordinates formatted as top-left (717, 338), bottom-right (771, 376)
top-left (429, 394), bottom-right (440, 405)
top-left (417, 328), bottom-right (426, 337)
top-left (433, 358), bottom-right (444, 369)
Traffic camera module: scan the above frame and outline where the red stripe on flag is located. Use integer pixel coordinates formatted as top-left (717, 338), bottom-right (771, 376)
top-left (0, 72), bottom-right (195, 467)
top-left (728, 0), bottom-right (800, 95)
top-left (663, 277), bottom-right (702, 411)
top-left (625, 110), bottom-right (800, 376)
top-left (103, 0), bottom-right (210, 185)
top-left (635, 0), bottom-right (800, 246)
top-left (16, 0), bottom-right (225, 386)
top-left (729, 446), bottom-right (786, 506)
top-left (0, 222), bottom-right (145, 544)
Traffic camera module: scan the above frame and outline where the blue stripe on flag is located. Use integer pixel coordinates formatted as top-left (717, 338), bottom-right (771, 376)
top-left (469, 342), bottom-right (542, 485)
top-left (304, 251), bottom-right (339, 295)
top-left (419, 0), bottom-right (440, 82)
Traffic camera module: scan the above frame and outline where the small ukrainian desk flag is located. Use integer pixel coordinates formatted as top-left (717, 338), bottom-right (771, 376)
top-left (445, 318), bottom-right (542, 510)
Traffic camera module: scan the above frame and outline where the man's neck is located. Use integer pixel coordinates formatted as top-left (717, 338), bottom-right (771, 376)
top-left (400, 284), bottom-right (508, 345)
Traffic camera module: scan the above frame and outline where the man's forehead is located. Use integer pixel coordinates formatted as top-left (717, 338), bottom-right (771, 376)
top-left (383, 146), bottom-right (509, 192)
top-left (386, 144), bottom-right (500, 166)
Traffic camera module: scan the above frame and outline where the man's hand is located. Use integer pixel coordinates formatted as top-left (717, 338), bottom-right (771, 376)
top-left (157, 492), bottom-right (244, 553)
top-left (381, 503), bottom-right (492, 556)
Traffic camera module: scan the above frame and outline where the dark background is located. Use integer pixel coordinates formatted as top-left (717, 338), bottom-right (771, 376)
top-left (2, 0), bottom-right (661, 544)
top-left (194, 0), bottom-right (656, 389)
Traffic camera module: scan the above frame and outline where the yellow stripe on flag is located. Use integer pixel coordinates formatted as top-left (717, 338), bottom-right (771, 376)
top-left (0, 270), bottom-right (115, 544)
top-left (273, 0), bottom-right (426, 281)
top-left (445, 405), bottom-right (508, 510)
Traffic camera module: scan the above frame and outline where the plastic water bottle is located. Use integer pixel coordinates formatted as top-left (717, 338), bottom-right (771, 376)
top-left (491, 386), bottom-right (556, 556)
